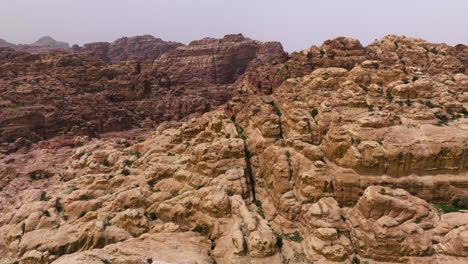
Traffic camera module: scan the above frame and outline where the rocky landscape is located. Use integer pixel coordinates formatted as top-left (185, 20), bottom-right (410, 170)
top-left (0, 34), bottom-right (467, 264)
top-left (0, 36), bottom-right (70, 53)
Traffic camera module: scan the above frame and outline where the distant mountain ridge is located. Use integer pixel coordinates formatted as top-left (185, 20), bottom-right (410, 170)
top-left (0, 36), bottom-right (70, 52)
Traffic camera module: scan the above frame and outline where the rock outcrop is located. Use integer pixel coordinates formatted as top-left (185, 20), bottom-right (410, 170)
top-left (72, 35), bottom-right (183, 63)
top-left (0, 34), bottom-right (467, 263)
top-left (0, 34), bottom-right (284, 153)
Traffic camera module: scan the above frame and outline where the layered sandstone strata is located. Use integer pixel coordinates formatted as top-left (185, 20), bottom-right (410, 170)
top-left (0, 34), bottom-right (284, 154)
top-left (71, 35), bottom-right (183, 63)
top-left (0, 35), bottom-right (467, 263)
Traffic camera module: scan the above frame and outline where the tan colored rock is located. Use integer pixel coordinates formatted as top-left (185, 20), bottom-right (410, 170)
top-left (51, 232), bottom-right (214, 264)
top-left (347, 186), bottom-right (438, 262)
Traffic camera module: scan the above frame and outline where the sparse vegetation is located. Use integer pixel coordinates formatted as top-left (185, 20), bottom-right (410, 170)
top-left (386, 90), bottom-right (393, 102)
top-left (28, 171), bottom-right (50, 181)
top-left (274, 232), bottom-right (283, 248)
top-left (67, 185), bottom-right (79, 193)
top-left (131, 152), bottom-right (142, 158)
top-left (359, 84), bottom-right (369, 93)
top-left (121, 168), bottom-right (130, 176)
top-left (352, 256), bottom-right (361, 264)
top-left (123, 159), bottom-right (134, 167)
top-left (146, 212), bottom-right (157, 221)
top-left (55, 199), bottom-right (63, 212)
top-left (433, 204), bottom-right (463, 214)
top-left (435, 113), bottom-right (449, 125)
top-left (270, 101), bottom-right (283, 117)
top-left (102, 159), bottom-right (110, 166)
top-left (460, 107), bottom-right (467, 116)
top-left (255, 200), bottom-right (265, 218)
top-left (319, 49), bottom-right (325, 58)
top-left (424, 101), bottom-right (437, 108)
top-left (281, 231), bottom-right (303, 242)
top-left (310, 108), bottom-right (319, 119)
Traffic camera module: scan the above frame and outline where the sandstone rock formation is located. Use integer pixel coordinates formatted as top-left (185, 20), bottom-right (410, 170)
top-left (0, 34), bottom-right (284, 154)
top-left (0, 34), bottom-right (467, 263)
top-left (71, 35), bottom-right (183, 63)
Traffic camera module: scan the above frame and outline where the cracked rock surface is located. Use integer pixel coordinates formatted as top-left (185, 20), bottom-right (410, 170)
top-left (0, 35), bottom-right (467, 263)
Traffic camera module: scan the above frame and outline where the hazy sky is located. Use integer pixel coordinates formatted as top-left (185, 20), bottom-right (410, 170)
top-left (1, 0), bottom-right (466, 52)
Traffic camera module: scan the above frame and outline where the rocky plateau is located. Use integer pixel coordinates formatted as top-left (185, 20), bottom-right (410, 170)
top-left (0, 34), bottom-right (467, 264)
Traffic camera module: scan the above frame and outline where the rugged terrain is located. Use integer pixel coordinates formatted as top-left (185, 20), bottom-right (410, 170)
top-left (0, 36), bottom-right (70, 53)
top-left (0, 34), bottom-right (284, 153)
top-left (0, 34), bottom-right (467, 264)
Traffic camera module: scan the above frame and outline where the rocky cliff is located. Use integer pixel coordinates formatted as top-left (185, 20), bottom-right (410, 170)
top-left (71, 35), bottom-right (183, 64)
top-left (0, 34), bottom-right (284, 154)
top-left (0, 35), bottom-right (467, 264)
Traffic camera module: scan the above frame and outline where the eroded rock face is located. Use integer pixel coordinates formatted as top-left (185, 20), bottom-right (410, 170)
top-left (72, 35), bottom-right (183, 63)
top-left (366, 35), bottom-right (465, 75)
top-left (0, 35), bottom-right (467, 263)
top-left (0, 34), bottom-right (283, 153)
top-left (348, 186), bottom-right (438, 262)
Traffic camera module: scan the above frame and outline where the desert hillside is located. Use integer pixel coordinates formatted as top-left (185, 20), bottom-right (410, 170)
top-left (0, 34), bottom-right (467, 264)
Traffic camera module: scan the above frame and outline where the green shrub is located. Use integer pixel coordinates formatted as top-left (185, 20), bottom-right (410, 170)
top-left (433, 204), bottom-right (462, 213)
top-left (282, 231), bottom-right (303, 242)
top-left (131, 152), bottom-right (142, 158)
top-left (147, 212), bottom-right (157, 221)
top-left (359, 84), bottom-right (369, 93)
top-left (424, 101), bottom-right (437, 108)
top-left (319, 49), bottom-right (325, 58)
top-left (67, 185), bottom-right (79, 193)
top-left (255, 200), bottom-right (265, 218)
top-left (274, 233), bottom-right (283, 248)
top-left (386, 91), bottom-right (393, 102)
top-left (123, 159), bottom-right (133, 167)
top-left (310, 109), bottom-right (319, 118)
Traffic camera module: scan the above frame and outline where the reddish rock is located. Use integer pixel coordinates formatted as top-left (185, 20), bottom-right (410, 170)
top-left (0, 34), bottom-right (285, 153)
top-left (72, 35), bottom-right (183, 63)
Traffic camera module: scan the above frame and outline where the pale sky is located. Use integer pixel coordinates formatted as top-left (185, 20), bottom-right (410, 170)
top-left (1, 0), bottom-right (466, 51)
